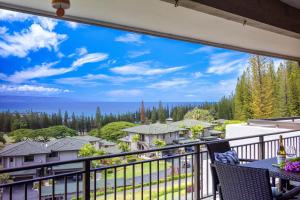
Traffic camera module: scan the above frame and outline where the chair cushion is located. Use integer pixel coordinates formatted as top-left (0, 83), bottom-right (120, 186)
top-left (214, 150), bottom-right (240, 165)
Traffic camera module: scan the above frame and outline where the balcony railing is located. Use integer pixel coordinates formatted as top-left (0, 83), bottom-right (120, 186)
top-left (0, 130), bottom-right (300, 200)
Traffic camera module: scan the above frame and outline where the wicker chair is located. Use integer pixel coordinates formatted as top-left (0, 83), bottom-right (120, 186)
top-left (215, 162), bottom-right (300, 200)
top-left (206, 141), bottom-right (256, 200)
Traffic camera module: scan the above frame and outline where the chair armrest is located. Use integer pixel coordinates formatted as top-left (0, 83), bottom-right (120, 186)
top-left (239, 158), bottom-right (258, 162)
top-left (210, 163), bottom-right (216, 168)
top-left (277, 186), bottom-right (300, 200)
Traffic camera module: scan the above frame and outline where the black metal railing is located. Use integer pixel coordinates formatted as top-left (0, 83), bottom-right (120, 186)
top-left (0, 130), bottom-right (299, 200)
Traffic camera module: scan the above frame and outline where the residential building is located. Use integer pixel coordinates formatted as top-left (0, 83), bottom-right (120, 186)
top-left (0, 136), bottom-right (118, 180)
top-left (122, 123), bottom-right (186, 151)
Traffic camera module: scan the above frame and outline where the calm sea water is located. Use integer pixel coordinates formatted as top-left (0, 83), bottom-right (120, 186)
top-left (0, 96), bottom-right (203, 115)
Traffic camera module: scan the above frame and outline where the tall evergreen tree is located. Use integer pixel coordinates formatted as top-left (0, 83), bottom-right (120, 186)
top-left (151, 108), bottom-right (157, 123)
top-left (286, 61), bottom-right (300, 116)
top-left (63, 111), bottom-right (69, 126)
top-left (95, 106), bottom-right (102, 129)
top-left (158, 101), bottom-right (166, 123)
top-left (140, 101), bottom-right (146, 124)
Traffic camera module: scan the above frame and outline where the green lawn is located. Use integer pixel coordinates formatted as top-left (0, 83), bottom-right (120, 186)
top-left (96, 181), bottom-right (192, 200)
top-left (104, 160), bottom-right (172, 180)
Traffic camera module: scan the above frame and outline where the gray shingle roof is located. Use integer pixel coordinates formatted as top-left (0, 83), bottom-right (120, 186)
top-left (46, 137), bottom-right (88, 152)
top-left (74, 135), bottom-right (100, 142)
top-left (123, 123), bottom-right (186, 135)
top-left (0, 141), bottom-right (49, 156)
top-left (100, 139), bottom-right (116, 146)
top-left (171, 119), bottom-right (213, 128)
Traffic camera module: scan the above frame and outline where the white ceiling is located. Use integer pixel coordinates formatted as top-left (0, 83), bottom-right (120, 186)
top-left (0, 0), bottom-right (300, 60)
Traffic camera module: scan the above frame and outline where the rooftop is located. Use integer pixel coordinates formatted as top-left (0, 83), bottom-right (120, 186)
top-left (0, 140), bottom-right (49, 156)
top-left (123, 123), bottom-right (186, 135)
top-left (171, 119), bottom-right (214, 129)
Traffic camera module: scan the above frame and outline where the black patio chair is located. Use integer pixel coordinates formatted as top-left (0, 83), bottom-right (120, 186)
top-left (215, 162), bottom-right (300, 200)
top-left (206, 141), bottom-right (256, 200)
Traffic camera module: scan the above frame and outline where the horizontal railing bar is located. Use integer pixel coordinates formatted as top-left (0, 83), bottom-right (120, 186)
top-left (91, 152), bottom-right (196, 171)
top-left (0, 170), bottom-right (84, 188)
top-left (0, 129), bottom-right (299, 174)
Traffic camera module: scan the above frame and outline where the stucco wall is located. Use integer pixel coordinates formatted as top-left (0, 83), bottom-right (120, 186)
top-left (59, 151), bottom-right (78, 161)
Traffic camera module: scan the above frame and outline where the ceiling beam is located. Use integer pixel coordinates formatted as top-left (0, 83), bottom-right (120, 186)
top-left (164, 0), bottom-right (300, 39)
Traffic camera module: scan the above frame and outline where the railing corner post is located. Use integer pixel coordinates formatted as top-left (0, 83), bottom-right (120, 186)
top-left (83, 160), bottom-right (91, 200)
top-left (193, 144), bottom-right (201, 200)
top-left (258, 136), bottom-right (265, 160)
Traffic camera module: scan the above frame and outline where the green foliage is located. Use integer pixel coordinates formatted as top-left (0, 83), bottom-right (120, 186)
top-left (132, 134), bottom-right (140, 143)
top-left (234, 56), bottom-right (300, 120)
top-left (153, 139), bottom-right (166, 147)
top-left (158, 101), bottom-right (166, 123)
top-left (190, 125), bottom-right (204, 139)
top-left (10, 126), bottom-right (77, 142)
top-left (217, 95), bottom-right (234, 120)
top-left (151, 108), bottom-right (157, 123)
top-left (118, 142), bottom-right (130, 152)
top-left (95, 106), bottom-right (102, 129)
top-left (89, 121), bottom-right (136, 142)
top-left (10, 129), bottom-right (35, 142)
top-left (78, 144), bottom-right (106, 167)
top-left (214, 125), bottom-right (225, 132)
top-left (184, 108), bottom-right (214, 122)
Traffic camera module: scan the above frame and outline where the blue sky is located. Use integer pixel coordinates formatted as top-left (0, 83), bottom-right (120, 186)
top-left (0, 9), bottom-right (282, 102)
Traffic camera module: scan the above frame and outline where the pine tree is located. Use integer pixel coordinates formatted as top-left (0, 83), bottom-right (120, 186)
top-left (71, 112), bottom-right (77, 130)
top-left (276, 63), bottom-right (289, 116)
top-left (140, 101), bottom-right (146, 124)
top-left (95, 106), bottom-right (102, 129)
top-left (63, 111), bottom-right (68, 126)
top-left (286, 61), bottom-right (300, 116)
top-left (151, 108), bottom-right (157, 123)
top-left (158, 101), bottom-right (166, 123)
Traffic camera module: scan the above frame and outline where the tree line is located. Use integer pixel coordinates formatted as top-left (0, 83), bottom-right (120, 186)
top-left (0, 103), bottom-right (217, 133)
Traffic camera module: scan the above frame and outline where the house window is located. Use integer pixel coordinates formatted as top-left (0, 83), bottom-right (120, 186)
top-left (48, 152), bottom-right (58, 158)
top-left (24, 155), bottom-right (34, 162)
top-left (9, 157), bottom-right (13, 162)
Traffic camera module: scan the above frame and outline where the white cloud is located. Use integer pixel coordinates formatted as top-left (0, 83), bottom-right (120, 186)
top-left (192, 72), bottom-right (203, 79)
top-left (0, 9), bottom-right (30, 21)
top-left (107, 89), bottom-right (142, 97)
top-left (111, 62), bottom-right (185, 76)
top-left (128, 50), bottom-right (150, 58)
top-left (77, 47), bottom-right (88, 56)
top-left (56, 73), bottom-right (141, 86)
top-left (0, 84), bottom-right (69, 94)
top-left (188, 46), bottom-right (215, 54)
top-left (4, 62), bottom-right (76, 83)
top-left (72, 53), bottom-right (108, 67)
top-left (66, 21), bottom-right (79, 29)
top-left (206, 52), bottom-right (247, 75)
top-left (37, 17), bottom-right (57, 31)
top-left (115, 33), bottom-right (143, 44)
top-left (57, 52), bottom-right (65, 58)
top-left (0, 9), bottom-right (57, 31)
top-left (0, 26), bottom-right (8, 34)
top-left (148, 78), bottom-right (189, 89)
top-left (0, 24), bottom-right (67, 58)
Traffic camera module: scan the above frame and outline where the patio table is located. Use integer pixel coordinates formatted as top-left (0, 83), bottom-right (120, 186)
top-left (244, 158), bottom-right (300, 182)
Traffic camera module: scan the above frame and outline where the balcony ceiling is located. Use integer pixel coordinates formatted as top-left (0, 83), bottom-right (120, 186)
top-left (0, 0), bottom-right (300, 60)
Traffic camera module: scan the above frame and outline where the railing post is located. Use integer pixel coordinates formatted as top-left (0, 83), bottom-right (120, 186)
top-left (83, 160), bottom-right (91, 200)
top-left (258, 136), bottom-right (265, 160)
top-left (193, 144), bottom-right (201, 200)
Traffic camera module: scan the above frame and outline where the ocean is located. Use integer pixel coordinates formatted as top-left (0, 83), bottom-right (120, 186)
top-left (0, 96), bottom-right (203, 115)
